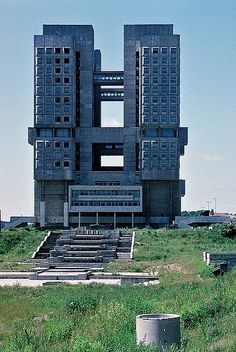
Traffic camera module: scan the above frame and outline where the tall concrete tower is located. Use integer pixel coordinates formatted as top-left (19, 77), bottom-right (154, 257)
top-left (28, 24), bottom-right (188, 227)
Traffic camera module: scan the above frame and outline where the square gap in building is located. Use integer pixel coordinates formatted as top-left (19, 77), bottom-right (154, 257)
top-left (101, 101), bottom-right (124, 127)
top-left (101, 155), bottom-right (124, 167)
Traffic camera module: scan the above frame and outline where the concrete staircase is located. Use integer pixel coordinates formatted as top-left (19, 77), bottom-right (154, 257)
top-left (47, 229), bottom-right (120, 268)
top-left (32, 228), bottom-right (133, 271)
top-left (32, 231), bottom-right (60, 260)
top-left (116, 232), bottom-right (133, 261)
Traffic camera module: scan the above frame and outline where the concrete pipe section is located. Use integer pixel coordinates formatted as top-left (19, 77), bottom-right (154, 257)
top-left (136, 313), bottom-right (180, 349)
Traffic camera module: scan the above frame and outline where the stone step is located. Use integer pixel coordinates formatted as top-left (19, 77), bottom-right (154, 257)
top-left (116, 247), bottom-right (131, 253)
top-left (29, 272), bottom-right (89, 281)
top-left (48, 262), bottom-right (104, 269)
top-left (66, 245), bottom-right (106, 251)
top-left (56, 239), bottom-right (118, 246)
top-left (63, 256), bottom-right (103, 262)
top-left (60, 235), bottom-right (109, 241)
top-left (53, 250), bottom-right (115, 257)
top-left (36, 253), bottom-right (50, 259)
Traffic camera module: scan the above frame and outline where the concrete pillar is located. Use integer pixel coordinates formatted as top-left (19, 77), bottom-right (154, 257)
top-left (78, 212), bottom-right (81, 228)
top-left (136, 314), bottom-right (180, 350)
top-left (64, 202), bottom-right (69, 228)
top-left (96, 212), bottom-right (99, 225)
top-left (40, 201), bottom-right (45, 228)
top-left (132, 212), bottom-right (134, 228)
top-left (114, 212), bottom-right (116, 229)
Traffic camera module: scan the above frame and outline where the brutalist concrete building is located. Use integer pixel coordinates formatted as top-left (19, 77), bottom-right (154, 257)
top-left (28, 24), bottom-right (188, 227)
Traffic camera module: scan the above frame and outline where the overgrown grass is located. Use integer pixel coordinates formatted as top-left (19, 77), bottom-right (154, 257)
top-left (0, 226), bottom-right (236, 351)
top-left (0, 227), bottom-right (46, 264)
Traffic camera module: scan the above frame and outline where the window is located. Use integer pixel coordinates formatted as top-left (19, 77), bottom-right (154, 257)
top-left (161, 47), bottom-right (168, 55)
top-left (64, 87), bottom-right (70, 95)
top-left (55, 128), bottom-right (70, 137)
top-left (55, 116), bottom-right (61, 123)
top-left (36, 67), bottom-right (43, 75)
top-left (55, 97), bottom-right (61, 104)
top-left (45, 96), bottom-right (53, 104)
top-left (64, 141), bottom-right (70, 148)
top-left (64, 67), bottom-right (70, 74)
top-left (36, 57), bottom-right (43, 65)
top-left (45, 115), bottom-right (52, 123)
top-left (161, 96), bottom-right (168, 103)
top-left (143, 115), bottom-right (150, 124)
top-left (152, 87), bottom-right (158, 94)
top-left (45, 76), bottom-right (53, 85)
top-left (54, 161), bottom-right (61, 167)
top-left (161, 66), bottom-right (168, 74)
top-left (36, 87), bottom-right (44, 95)
top-left (45, 141), bottom-right (51, 148)
top-left (170, 115), bottom-right (177, 124)
top-left (55, 141), bottom-right (61, 148)
top-left (170, 105), bottom-right (177, 113)
top-left (143, 96), bottom-right (150, 104)
top-left (170, 47), bottom-right (177, 55)
top-left (153, 106), bottom-right (159, 113)
top-left (161, 77), bottom-right (168, 84)
top-left (46, 67), bottom-right (52, 75)
top-left (160, 87), bottom-right (168, 94)
top-left (143, 47), bottom-right (150, 55)
top-left (55, 48), bottom-right (61, 54)
top-left (153, 67), bottom-right (158, 74)
top-left (64, 77), bottom-right (70, 84)
top-left (143, 57), bottom-right (150, 65)
top-left (170, 66), bottom-right (177, 74)
top-left (152, 115), bottom-right (159, 124)
top-left (64, 58), bottom-right (70, 64)
top-left (64, 116), bottom-right (70, 123)
top-left (55, 67), bottom-right (61, 74)
top-left (143, 77), bottom-right (150, 85)
top-left (36, 115), bottom-right (43, 124)
top-left (143, 67), bottom-right (150, 74)
top-left (170, 58), bottom-right (177, 65)
top-left (46, 57), bottom-right (52, 65)
top-left (36, 48), bottom-right (44, 55)
top-left (152, 47), bottom-right (158, 54)
top-left (45, 106), bottom-right (53, 113)
top-left (55, 106), bottom-right (61, 114)
top-left (143, 106), bottom-right (150, 114)
top-left (161, 106), bottom-right (168, 113)
top-left (64, 48), bottom-right (70, 54)
top-left (152, 77), bottom-right (158, 84)
top-left (153, 57), bottom-right (158, 65)
top-left (170, 76), bottom-right (177, 84)
top-left (170, 87), bottom-right (177, 94)
top-left (143, 129), bottom-right (158, 138)
top-left (161, 58), bottom-right (168, 65)
top-left (54, 78), bottom-right (61, 85)
top-left (39, 129), bottom-right (53, 137)
top-left (143, 86), bottom-right (150, 94)
top-left (170, 96), bottom-right (177, 103)
top-left (64, 97), bottom-right (70, 104)
top-left (46, 47), bottom-right (53, 55)
top-left (64, 161), bottom-right (70, 168)
top-left (55, 87), bottom-right (61, 95)
top-left (161, 129), bottom-right (176, 137)
top-left (152, 96), bottom-right (158, 103)
top-left (55, 58), bottom-right (61, 64)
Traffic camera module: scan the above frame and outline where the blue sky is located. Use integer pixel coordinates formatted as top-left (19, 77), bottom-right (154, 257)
top-left (0, 0), bottom-right (235, 220)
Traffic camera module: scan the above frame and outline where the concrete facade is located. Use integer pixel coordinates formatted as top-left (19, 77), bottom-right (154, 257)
top-left (29, 24), bottom-right (188, 227)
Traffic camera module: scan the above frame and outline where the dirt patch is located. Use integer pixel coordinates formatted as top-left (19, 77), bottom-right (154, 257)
top-left (163, 263), bottom-right (189, 275)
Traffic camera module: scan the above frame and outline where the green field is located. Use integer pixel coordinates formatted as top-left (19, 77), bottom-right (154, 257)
top-left (0, 225), bottom-right (236, 351)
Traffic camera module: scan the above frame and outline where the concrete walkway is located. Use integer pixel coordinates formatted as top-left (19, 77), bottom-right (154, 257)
top-left (0, 271), bottom-right (159, 287)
